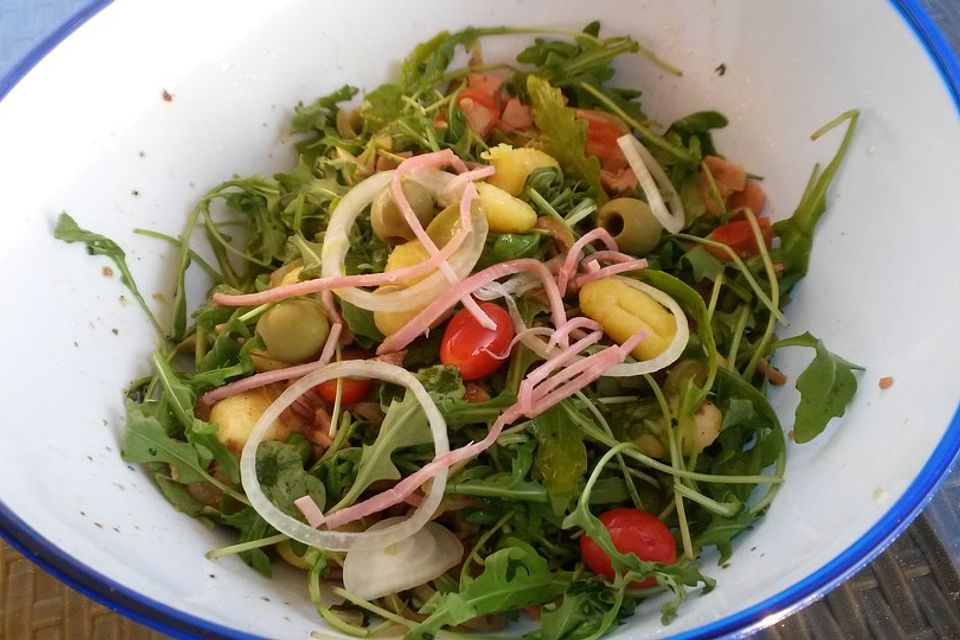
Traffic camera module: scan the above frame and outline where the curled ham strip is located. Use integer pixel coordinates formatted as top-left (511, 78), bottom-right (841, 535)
top-left (576, 259), bottom-right (649, 286)
top-left (441, 165), bottom-right (496, 200)
top-left (546, 317), bottom-right (602, 352)
top-left (294, 495), bottom-right (326, 528)
top-left (321, 328), bottom-right (648, 531)
top-left (211, 225), bottom-right (471, 307)
top-left (391, 151), bottom-right (494, 329)
top-left (480, 326), bottom-right (555, 361)
top-left (557, 228), bottom-right (620, 295)
top-left (376, 258), bottom-right (568, 356)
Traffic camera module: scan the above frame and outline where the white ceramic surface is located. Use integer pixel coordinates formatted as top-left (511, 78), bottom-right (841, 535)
top-left (1, 0), bottom-right (959, 638)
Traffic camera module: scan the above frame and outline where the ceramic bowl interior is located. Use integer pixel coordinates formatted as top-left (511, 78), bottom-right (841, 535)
top-left (1, 1), bottom-right (959, 638)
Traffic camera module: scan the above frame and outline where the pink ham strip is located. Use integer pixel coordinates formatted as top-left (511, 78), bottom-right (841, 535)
top-left (321, 328), bottom-right (649, 531)
top-left (211, 225), bottom-right (471, 307)
top-left (376, 258), bottom-right (568, 355)
top-left (441, 165), bottom-right (496, 199)
top-left (480, 326), bottom-right (555, 361)
top-left (294, 496), bottom-right (326, 528)
top-left (546, 317), bottom-right (602, 351)
top-left (392, 153), bottom-right (493, 329)
top-left (557, 228), bottom-right (620, 295)
top-left (576, 259), bottom-right (649, 286)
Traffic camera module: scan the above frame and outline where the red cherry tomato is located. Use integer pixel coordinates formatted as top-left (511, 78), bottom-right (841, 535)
top-left (440, 303), bottom-right (514, 381)
top-left (580, 508), bottom-right (677, 588)
top-left (315, 349), bottom-right (372, 406)
top-left (705, 216), bottom-right (774, 260)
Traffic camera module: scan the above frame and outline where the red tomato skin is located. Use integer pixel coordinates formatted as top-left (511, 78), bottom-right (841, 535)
top-left (728, 181), bottom-right (767, 215)
top-left (316, 378), bottom-right (372, 406)
top-left (440, 303), bottom-right (514, 381)
top-left (575, 109), bottom-right (630, 172)
top-left (580, 508), bottom-right (677, 588)
top-left (706, 216), bottom-right (774, 260)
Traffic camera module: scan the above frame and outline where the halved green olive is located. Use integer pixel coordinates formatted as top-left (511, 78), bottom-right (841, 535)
top-left (370, 179), bottom-right (436, 244)
top-left (597, 197), bottom-right (663, 256)
top-left (255, 298), bottom-right (330, 363)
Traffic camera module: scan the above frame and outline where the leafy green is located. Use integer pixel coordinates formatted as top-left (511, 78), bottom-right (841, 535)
top-left (339, 299), bottom-right (384, 349)
top-left (680, 246), bottom-right (724, 282)
top-left (532, 405), bottom-right (588, 513)
top-left (408, 543), bottom-right (571, 639)
top-left (122, 400), bottom-right (208, 484)
top-left (774, 332), bottom-right (863, 443)
top-left (153, 472), bottom-right (208, 517)
top-left (333, 391), bottom-right (433, 509)
top-left (478, 233), bottom-right (543, 269)
top-left (291, 85), bottom-right (358, 133)
top-left (773, 110), bottom-right (859, 292)
top-left (527, 75), bottom-right (604, 200)
top-left (667, 111), bottom-right (728, 157)
top-left (54, 213), bottom-right (165, 340)
top-left (256, 441), bottom-right (326, 518)
top-left (447, 444), bottom-right (548, 503)
top-left (219, 507), bottom-right (275, 576)
top-left (416, 364), bottom-right (466, 402)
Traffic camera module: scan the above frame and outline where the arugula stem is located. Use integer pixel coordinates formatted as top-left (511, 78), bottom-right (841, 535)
top-left (133, 229), bottom-right (224, 283)
top-left (578, 82), bottom-right (695, 162)
top-left (675, 234), bottom-right (786, 323)
top-left (202, 211), bottom-right (273, 268)
top-left (749, 449), bottom-right (787, 515)
top-left (673, 485), bottom-right (739, 518)
top-left (206, 533), bottom-right (287, 560)
top-left (573, 391), bottom-right (644, 508)
top-left (742, 208), bottom-right (782, 381)
top-left (706, 270), bottom-right (725, 323)
top-left (332, 587), bottom-right (418, 629)
top-left (726, 304), bottom-right (750, 372)
top-left (700, 159), bottom-right (727, 215)
top-left (328, 345), bottom-right (345, 440)
top-left (238, 303), bottom-right (272, 324)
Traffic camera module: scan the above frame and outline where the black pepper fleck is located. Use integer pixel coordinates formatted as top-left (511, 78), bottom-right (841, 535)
top-left (715, 63), bottom-right (727, 76)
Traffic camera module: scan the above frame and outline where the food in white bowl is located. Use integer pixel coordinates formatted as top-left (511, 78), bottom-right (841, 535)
top-left (1, 1), bottom-right (960, 635)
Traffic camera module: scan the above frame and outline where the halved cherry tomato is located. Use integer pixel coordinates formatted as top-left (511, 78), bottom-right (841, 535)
top-left (575, 109), bottom-right (630, 171)
top-left (440, 303), bottom-right (514, 381)
top-left (705, 216), bottom-right (774, 260)
top-left (315, 349), bottom-right (373, 406)
top-left (728, 180), bottom-right (766, 215)
top-left (580, 508), bottom-right (677, 588)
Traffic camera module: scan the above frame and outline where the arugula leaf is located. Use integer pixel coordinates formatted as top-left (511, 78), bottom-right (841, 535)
top-left (339, 299), bottom-right (384, 349)
top-left (532, 405), bottom-right (588, 513)
top-left (774, 331), bottom-right (863, 443)
top-left (219, 507), bottom-right (275, 576)
top-left (150, 352), bottom-right (240, 484)
top-left (680, 246), bottom-right (724, 282)
top-left (122, 400), bottom-right (207, 484)
top-left (773, 110), bottom-right (858, 293)
top-left (478, 233), bottom-right (543, 269)
top-left (447, 445), bottom-right (548, 503)
top-left (153, 472), bottom-right (208, 517)
top-left (291, 85), bottom-right (358, 133)
top-left (409, 543), bottom-right (571, 639)
top-left (692, 508), bottom-right (756, 565)
top-left (256, 441), bottom-right (326, 517)
top-left (333, 391), bottom-right (433, 509)
top-left (666, 111), bottom-right (728, 157)
top-left (54, 213), bottom-right (165, 340)
top-left (527, 76), bottom-right (604, 201)
top-left (416, 364), bottom-right (466, 402)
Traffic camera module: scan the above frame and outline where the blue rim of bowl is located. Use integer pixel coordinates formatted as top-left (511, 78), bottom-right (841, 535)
top-left (1, 1), bottom-right (959, 638)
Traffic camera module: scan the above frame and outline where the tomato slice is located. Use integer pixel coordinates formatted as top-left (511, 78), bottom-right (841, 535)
top-left (728, 180), bottom-right (766, 215)
top-left (440, 303), bottom-right (514, 381)
top-left (706, 216), bottom-right (774, 260)
top-left (580, 508), bottom-right (677, 588)
top-left (457, 88), bottom-right (500, 136)
top-left (315, 349), bottom-right (373, 406)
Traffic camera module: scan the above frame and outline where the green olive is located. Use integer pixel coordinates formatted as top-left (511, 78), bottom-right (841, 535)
top-left (597, 197), bottom-right (663, 256)
top-left (370, 179), bottom-right (436, 244)
top-left (256, 298), bottom-right (330, 363)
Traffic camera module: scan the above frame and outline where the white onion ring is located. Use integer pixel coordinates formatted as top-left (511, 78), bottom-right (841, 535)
top-left (320, 170), bottom-right (488, 313)
top-left (617, 134), bottom-right (686, 234)
top-left (239, 360), bottom-right (450, 551)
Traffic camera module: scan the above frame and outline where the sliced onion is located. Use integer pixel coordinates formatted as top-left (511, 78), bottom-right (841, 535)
top-left (239, 360), bottom-right (449, 551)
top-left (617, 134), bottom-right (686, 234)
top-left (320, 170), bottom-right (488, 313)
top-left (342, 517), bottom-right (463, 600)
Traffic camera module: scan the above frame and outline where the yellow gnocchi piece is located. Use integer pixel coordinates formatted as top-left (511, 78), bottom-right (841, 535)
top-left (210, 387), bottom-right (301, 454)
top-left (482, 144), bottom-right (559, 196)
top-left (476, 182), bottom-right (537, 233)
top-left (579, 278), bottom-right (677, 361)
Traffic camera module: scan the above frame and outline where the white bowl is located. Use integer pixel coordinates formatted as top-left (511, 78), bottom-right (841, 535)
top-left (1, 1), bottom-right (959, 638)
